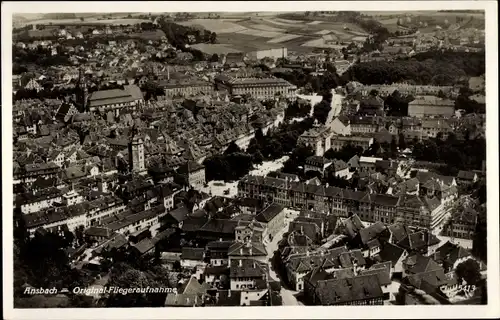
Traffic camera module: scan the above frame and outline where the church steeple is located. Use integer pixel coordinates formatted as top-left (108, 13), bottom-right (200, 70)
top-left (77, 66), bottom-right (88, 112)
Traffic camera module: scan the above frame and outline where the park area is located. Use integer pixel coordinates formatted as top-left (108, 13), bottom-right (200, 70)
top-left (200, 156), bottom-right (289, 198)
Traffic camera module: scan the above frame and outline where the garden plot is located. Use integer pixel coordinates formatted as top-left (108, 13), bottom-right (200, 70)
top-left (267, 34), bottom-right (302, 43)
top-left (307, 20), bottom-right (323, 25)
top-left (236, 29), bottom-right (284, 38)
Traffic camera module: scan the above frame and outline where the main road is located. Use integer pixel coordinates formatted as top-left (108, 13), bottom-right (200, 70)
top-left (296, 89), bottom-right (344, 125)
top-left (264, 209), bottom-right (303, 306)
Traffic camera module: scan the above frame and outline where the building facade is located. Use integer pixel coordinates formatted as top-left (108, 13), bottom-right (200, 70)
top-left (238, 175), bottom-right (440, 230)
top-left (215, 75), bottom-right (296, 100)
top-left (408, 96), bottom-right (455, 118)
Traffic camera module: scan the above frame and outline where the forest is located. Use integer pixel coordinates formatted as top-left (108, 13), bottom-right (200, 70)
top-left (343, 50), bottom-right (485, 86)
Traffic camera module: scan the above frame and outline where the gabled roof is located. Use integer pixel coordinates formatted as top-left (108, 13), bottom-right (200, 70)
top-left (314, 274), bottom-right (383, 305)
top-left (403, 253), bottom-right (443, 275)
top-left (377, 242), bottom-right (406, 266)
top-left (256, 203), bottom-right (284, 223)
top-left (168, 206), bottom-right (189, 223)
top-left (457, 170), bottom-right (477, 181)
top-left (228, 241), bottom-right (267, 257)
top-left (181, 247), bottom-right (205, 261)
top-left (359, 222), bottom-right (386, 245)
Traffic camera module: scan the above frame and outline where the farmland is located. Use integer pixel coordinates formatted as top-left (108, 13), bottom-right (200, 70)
top-left (179, 17), bottom-right (369, 54)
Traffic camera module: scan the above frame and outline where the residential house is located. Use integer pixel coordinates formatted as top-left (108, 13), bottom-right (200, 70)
top-left (228, 240), bottom-right (267, 264)
top-left (402, 253), bottom-right (442, 278)
top-left (304, 156), bottom-right (333, 177)
top-left (206, 240), bottom-right (233, 267)
top-left (255, 203), bottom-right (286, 241)
top-left (443, 207), bottom-right (478, 240)
top-left (178, 161), bottom-right (206, 190)
top-left (421, 118), bottom-right (452, 139)
top-left (456, 170), bottom-right (479, 185)
top-left (229, 259), bottom-right (268, 291)
top-left (375, 242), bottom-right (408, 276)
top-left (304, 274), bottom-right (384, 305)
top-left (329, 116), bottom-right (351, 136)
top-left (181, 247), bottom-right (206, 269)
top-left (325, 159), bottom-right (350, 179)
top-left (349, 116), bottom-right (380, 134)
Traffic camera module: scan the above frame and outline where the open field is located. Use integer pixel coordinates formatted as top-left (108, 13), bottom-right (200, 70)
top-left (181, 17), bottom-right (370, 53)
top-left (361, 11), bottom-right (484, 18)
top-left (190, 43), bottom-right (242, 55)
top-left (15, 17), bottom-right (151, 27)
top-left (178, 19), bottom-right (247, 33)
top-left (267, 34), bottom-right (302, 44)
top-left (236, 29), bottom-right (283, 38)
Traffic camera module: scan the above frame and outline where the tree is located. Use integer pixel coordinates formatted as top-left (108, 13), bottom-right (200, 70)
top-left (209, 53), bottom-right (219, 63)
top-left (209, 32), bottom-right (217, 44)
top-left (80, 17), bottom-right (84, 22)
top-left (365, 139), bottom-right (381, 157)
top-left (313, 100), bottom-right (332, 124)
top-left (398, 133), bottom-right (407, 151)
top-left (455, 259), bottom-right (482, 286)
top-left (390, 135), bottom-right (398, 156)
top-left (224, 141), bottom-right (242, 155)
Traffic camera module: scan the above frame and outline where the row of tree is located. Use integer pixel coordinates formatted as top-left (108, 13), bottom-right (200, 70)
top-left (203, 117), bottom-right (316, 182)
top-left (412, 134), bottom-right (485, 175)
top-left (344, 50), bottom-right (485, 86)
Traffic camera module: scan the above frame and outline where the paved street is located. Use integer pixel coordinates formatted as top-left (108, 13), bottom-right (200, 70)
top-left (264, 209), bottom-right (303, 306)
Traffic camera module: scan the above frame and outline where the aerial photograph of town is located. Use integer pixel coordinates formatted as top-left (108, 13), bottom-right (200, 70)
top-left (8, 7), bottom-right (489, 310)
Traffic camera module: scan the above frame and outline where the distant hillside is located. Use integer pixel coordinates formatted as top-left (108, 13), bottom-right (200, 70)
top-left (42, 13), bottom-right (77, 20)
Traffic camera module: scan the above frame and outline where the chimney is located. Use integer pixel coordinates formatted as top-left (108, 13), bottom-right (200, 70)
top-left (228, 290), bottom-right (231, 297)
top-left (215, 292), bottom-right (219, 303)
top-left (306, 250), bottom-right (310, 257)
top-left (239, 259), bottom-right (242, 267)
top-left (240, 248), bottom-right (243, 255)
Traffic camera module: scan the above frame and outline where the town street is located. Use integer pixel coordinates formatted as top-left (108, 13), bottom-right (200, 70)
top-left (264, 209), bottom-right (303, 306)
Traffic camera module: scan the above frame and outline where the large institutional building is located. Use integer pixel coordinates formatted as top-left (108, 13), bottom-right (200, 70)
top-left (159, 79), bottom-right (214, 97)
top-left (408, 96), bottom-right (455, 118)
top-left (237, 174), bottom-right (457, 230)
top-left (214, 75), bottom-right (296, 100)
top-left (87, 85), bottom-right (144, 113)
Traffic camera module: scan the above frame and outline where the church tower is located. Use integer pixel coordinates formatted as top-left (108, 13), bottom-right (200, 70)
top-left (77, 67), bottom-right (88, 112)
top-left (128, 126), bottom-right (146, 174)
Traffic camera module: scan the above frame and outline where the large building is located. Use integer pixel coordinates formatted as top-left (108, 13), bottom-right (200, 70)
top-left (214, 75), bottom-right (296, 100)
top-left (297, 125), bottom-right (332, 157)
top-left (330, 135), bottom-right (374, 152)
top-left (408, 96), bottom-right (455, 118)
top-left (247, 47), bottom-right (288, 61)
top-left (159, 79), bottom-right (214, 97)
top-left (178, 161), bottom-right (206, 190)
top-left (237, 175), bottom-right (453, 230)
top-left (87, 85), bottom-right (144, 113)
